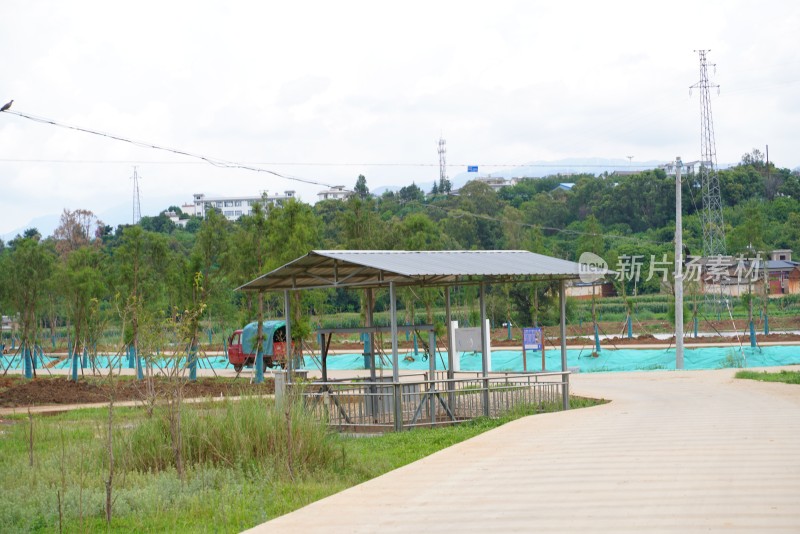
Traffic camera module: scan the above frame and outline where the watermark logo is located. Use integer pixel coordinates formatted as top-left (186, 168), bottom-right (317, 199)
top-left (578, 252), bottom-right (766, 285)
top-left (578, 252), bottom-right (608, 283)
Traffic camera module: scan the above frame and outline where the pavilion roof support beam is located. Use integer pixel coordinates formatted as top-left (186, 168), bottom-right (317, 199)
top-left (285, 289), bottom-right (293, 382)
top-left (560, 279), bottom-right (569, 410)
top-left (480, 282), bottom-right (490, 417)
top-left (389, 281), bottom-right (401, 431)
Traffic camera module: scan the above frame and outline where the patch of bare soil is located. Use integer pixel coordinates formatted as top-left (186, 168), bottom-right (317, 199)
top-left (0, 376), bottom-right (274, 408)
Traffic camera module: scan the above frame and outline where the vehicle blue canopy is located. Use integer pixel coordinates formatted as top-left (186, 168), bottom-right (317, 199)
top-left (241, 320), bottom-right (286, 355)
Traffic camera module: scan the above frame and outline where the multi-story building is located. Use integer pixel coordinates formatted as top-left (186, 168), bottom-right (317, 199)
top-left (192, 191), bottom-right (296, 221)
top-left (317, 185), bottom-right (353, 201)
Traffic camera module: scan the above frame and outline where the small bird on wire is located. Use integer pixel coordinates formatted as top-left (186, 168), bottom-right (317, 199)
top-left (0, 100), bottom-right (13, 112)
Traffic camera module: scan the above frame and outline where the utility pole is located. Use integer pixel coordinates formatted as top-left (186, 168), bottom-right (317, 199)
top-left (438, 136), bottom-right (447, 189)
top-left (131, 166), bottom-right (142, 224)
top-left (675, 157), bottom-right (684, 369)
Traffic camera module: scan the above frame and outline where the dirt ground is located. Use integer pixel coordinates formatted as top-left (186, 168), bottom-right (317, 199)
top-left (0, 376), bottom-right (274, 409)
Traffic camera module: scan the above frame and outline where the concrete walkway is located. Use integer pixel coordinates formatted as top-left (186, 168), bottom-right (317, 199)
top-left (247, 367), bottom-right (800, 533)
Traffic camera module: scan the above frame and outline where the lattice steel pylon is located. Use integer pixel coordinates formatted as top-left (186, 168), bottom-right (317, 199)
top-left (438, 136), bottom-right (447, 184)
top-left (691, 50), bottom-right (725, 258)
top-left (132, 166), bottom-right (142, 224)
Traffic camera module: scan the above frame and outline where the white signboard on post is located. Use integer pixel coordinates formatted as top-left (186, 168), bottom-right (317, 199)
top-left (453, 324), bottom-right (492, 372)
top-left (522, 327), bottom-right (545, 372)
top-left (454, 327), bottom-right (483, 353)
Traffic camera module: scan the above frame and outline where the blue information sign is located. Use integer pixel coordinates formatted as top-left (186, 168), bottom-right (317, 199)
top-left (468, 165), bottom-right (478, 172)
top-left (523, 327), bottom-right (542, 351)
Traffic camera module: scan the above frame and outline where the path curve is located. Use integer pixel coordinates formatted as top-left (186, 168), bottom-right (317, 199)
top-left (247, 367), bottom-right (800, 533)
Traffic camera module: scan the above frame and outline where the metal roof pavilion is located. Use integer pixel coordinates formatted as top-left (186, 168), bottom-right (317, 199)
top-left (237, 249), bottom-right (605, 292)
top-left (237, 249), bottom-right (611, 420)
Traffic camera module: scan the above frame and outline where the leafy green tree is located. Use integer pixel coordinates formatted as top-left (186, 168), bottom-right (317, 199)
top-left (498, 176), bottom-right (562, 207)
top-left (184, 217), bottom-right (202, 233)
top-left (577, 215), bottom-right (605, 256)
top-left (140, 214), bottom-right (177, 234)
top-left (452, 181), bottom-right (502, 249)
top-left (24, 228), bottom-right (41, 240)
top-left (718, 166), bottom-right (764, 206)
top-left (266, 199), bottom-right (321, 267)
top-left (114, 227), bottom-right (171, 309)
top-left (727, 200), bottom-right (766, 254)
top-left (313, 199), bottom-right (348, 247)
top-left (740, 148), bottom-right (765, 167)
top-left (600, 171), bottom-right (674, 232)
top-left (59, 246), bottom-right (107, 359)
top-left (233, 202), bottom-right (272, 322)
top-left (0, 238), bottom-right (55, 376)
top-left (395, 213), bottom-right (446, 250)
top-left (779, 174), bottom-right (800, 200)
top-left (354, 174), bottom-right (370, 199)
top-left (190, 209), bottom-right (234, 333)
top-left (341, 196), bottom-right (385, 249)
top-left (500, 206), bottom-right (525, 249)
top-left (522, 192), bottom-right (570, 230)
top-left (397, 183), bottom-right (425, 204)
top-left (264, 199), bottom-right (322, 353)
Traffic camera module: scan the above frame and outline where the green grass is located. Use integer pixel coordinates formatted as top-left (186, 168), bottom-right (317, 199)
top-left (0, 394), bottom-right (603, 533)
top-left (735, 370), bottom-right (800, 384)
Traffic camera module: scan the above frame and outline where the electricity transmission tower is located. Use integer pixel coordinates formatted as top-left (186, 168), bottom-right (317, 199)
top-left (438, 136), bottom-right (447, 184)
top-left (691, 50), bottom-right (725, 259)
top-left (132, 166), bottom-right (142, 224)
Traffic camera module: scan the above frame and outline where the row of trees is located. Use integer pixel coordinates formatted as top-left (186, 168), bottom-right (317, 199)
top-left (1, 152), bottom-right (798, 362)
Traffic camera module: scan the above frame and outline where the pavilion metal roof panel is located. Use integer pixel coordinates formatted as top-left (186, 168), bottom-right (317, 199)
top-left (238, 250), bottom-right (610, 292)
top-left (316, 250), bottom-right (582, 276)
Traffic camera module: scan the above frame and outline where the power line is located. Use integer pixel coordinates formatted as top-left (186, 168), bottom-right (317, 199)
top-left (2, 109), bottom-right (339, 189)
top-left (0, 105), bottom-right (695, 247)
top-left (0, 157), bottom-right (671, 169)
top-left (1, 108), bottom-right (676, 173)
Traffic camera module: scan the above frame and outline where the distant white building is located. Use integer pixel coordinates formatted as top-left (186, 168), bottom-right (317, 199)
top-left (451, 176), bottom-right (520, 195)
top-left (1, 315), bottom-right (15, 332)
top-left (192, 191), bottom-right (296, 221)
top-left (163, 210), bottom-right (188, 228)
top-left (317, 185), bottom-right (353, 201)
top-left (472, 176), bottom-right (519, 191)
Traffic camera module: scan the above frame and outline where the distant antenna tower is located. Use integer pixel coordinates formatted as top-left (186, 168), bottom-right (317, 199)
top-left (691, 50), bottom-right (725, 259)
top-left (438, 136), bottom-right (447, 184)
top-left (132, 166), bottom-right (142, 224)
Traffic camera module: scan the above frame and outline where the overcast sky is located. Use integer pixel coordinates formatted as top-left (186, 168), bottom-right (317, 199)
top-left (1, 0), bottom-right (799, 238)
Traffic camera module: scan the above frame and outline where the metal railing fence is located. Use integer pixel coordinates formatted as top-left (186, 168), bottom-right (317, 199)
top-left (289, 371), bottom-right (568, 432)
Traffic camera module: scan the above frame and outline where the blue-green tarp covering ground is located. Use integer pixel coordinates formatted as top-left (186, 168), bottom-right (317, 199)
top-left (3, 344), bottom-right (799, 373)
top-left (302, 345), bottom-right (800, 373)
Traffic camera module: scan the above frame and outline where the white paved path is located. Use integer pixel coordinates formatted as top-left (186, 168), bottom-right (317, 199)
top-left (247, 368), bottom-right (800, 533)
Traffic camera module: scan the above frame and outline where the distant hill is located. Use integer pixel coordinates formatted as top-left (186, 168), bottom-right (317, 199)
top-left (2, 194), bottom-right (184, 241)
